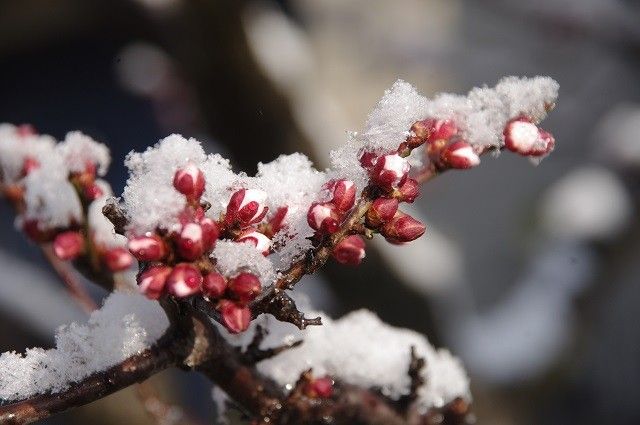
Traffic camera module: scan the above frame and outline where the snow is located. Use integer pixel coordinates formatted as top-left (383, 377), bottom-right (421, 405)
top-left (89, 184), bottom-right (128, 248)
top-left (56, 131), bottom-right (111, 176)
top-left (0, 292), bottom-right (168, 401)
top-left (252, 309), bottom-right (470, 412)
top-left (0, 124), bottom-right (57, 183)
top-left (211, 240), bottom-right (275, 284)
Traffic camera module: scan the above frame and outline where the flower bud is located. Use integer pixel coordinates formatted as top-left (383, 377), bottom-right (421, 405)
top-left (225, 188), bottom-right (269, 228)
top-left (228, 272), bottom-right (261, 303)
top-left (381, 212), bottom-right (426, 243)
top-left (359, 151), bottom-right (378, 169)
top-left (333, 235), bottom-right (366, 266)
top-left (199, 217), bottom-right (220, 250)
top-left (371, 154), bottom-right (410, 189)
top-left (176, 222), bottom-right (204, 261)
top-left (397, 178), bottom-right (419, 203)
top-left (21, 157), bottom-right (40, 176)
top-left (166, 263), bottom-right (203, 298)
top-left (440, 140), bottom-right (480, 169)
top-left (417, 118), bottom-right (458, 143)
top-left (331, 179), bottom-right (356, 212)
top-left (236, 229), bottom-right (271, 256)
top-left (305, 377), bottom-right (334, 398)
top-left (202, 272), bottom-right (227, 299)
top-left (127, 235), bottom-right (167, 262)
top-left (53, 231), bottom-right (84, 260)
top-left (16, 124), bottom-right (36, 137)
top-left (22, 219), bottom-right (54, 242)
top-left (138, 265), bottom-right (172, 300)
top-left (218, 300), bottom-right (251, 334)
top-left (173, 162), bottom-right (205, 201)
top-left (365, 197), bottom-right (398, 228)
top-left (268, 206), bottom-right (288, 235)
top-left (307, 202), bottom-right (340, 233)
top-left (103, 247), bottom-right (133, 272)
top-left (503, 117), bottom-right (555, 157)
top-left (83, 183), bottom-right (104, 201)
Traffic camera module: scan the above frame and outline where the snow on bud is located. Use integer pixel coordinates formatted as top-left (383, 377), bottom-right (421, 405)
top-left (218, 300), bottom-right (251, 334)
top-left (503, 117), bottom-right (555, 157)
top-left (177, 222), bottom-right (204, 261)
top-left (333, 235), bottom-right (366, 266)
top-left (83, 182), bottom-right (104, 201)
top-left (16, 124), bottom-right (36, 137)
top-left (371, 154), bottom-right (410, 189)
top-left (228, 272), bottom-right (261, 303)
top-left (22, 219), bottom-right (54, 242)
top-left (307, 202), bottom-right (340, 233)
top-left (359, 151), bottom-right (378, 169)
top-left (166, 263), bottom-right (203, 298)
top-left (366, 197), bottom-right (399, 228)
top-left (331, 179), bottom-right (356, 212)
top-left (381, 212), bottom-right (426, 244)
top-left (103, 247), bottom-right (133, 272)
top-left (202, 272), bottom-right (227, 299)
top-left (138, 265), bottom-right (172, 300)
top-left (225, 188), bottom-right (269, 228)
top-left (173, 162), bottom-right (205, 201)
top-left (127, 234), bottom-right (167, 262)
top-left (236, 229), bottom-right (271, 256)
top-left (441, 140), bottom-right (480, 169)
top-left (397, 178), bottom-right (419, 203)
top-left (53, 231), bottom-right (84, 260)
top-left (267, 206), bottom-right (288, 235)
top-left (21, 157), bottom-right (40, 176)
top-left (199, 217), bottom-right (220, 250)
top-left (304, 377), bottom-right (334, 398)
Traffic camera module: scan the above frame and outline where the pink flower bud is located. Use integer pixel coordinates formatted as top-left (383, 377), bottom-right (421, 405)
top-left (225, 188), bottom-right (269, 228)
top-left (305, 377), bottom-right (334, 398)
top-left (331, 179), bottom-right (356, 212)
top-left (366, 197), bottom-right (399, 228)
top-left (236, 229), bottom-right (271, 256)
top-left (53, 231), bottom-right (84, 260)
top-left (307, 202), bottom-right (340, 233)
top-left (359, 151), bottom-right (378, 169)
top-left (83, 183), bottom-right (104, 201)
top-left (381, 212), bottom-right (426, 243)
top-left (228, 272), bottom-right (261, 303)
top-left (138, 265), bottom-right (172, 300)
top-left (333, 235), bottom-right (366, 266)
top-left (503, 117), bottom-right (555, 157)
top-left (176, 222), bottom-right (204, 261)
top-left (21, 157), bottom-right (40, 176)
top-left (173, 162), bottom-right (205, 201)
top-left (418, 118), bottom-right (458, 143)
top-left (397, 178), bottom-right (419, 203)
top-left (371, 154), bottom-right (410, 189)
top-left (127, 235), bottom-right (167, 262)
top-left (202, 272), bottom-right (227, 299)
top-left (103, 247), bottom-right (133, 272)
top-left (16, 124), bottom-right (36, 137)
top-left (440, 140), bottom-right (480, 169)
top-left (166, 263), bottom-right (203, 298)
top-left (218, 300), bottom-right (251, 334)
top-left (199, 217), bottom-right (220, 250)
top-left (22, 219), bottom-right (53, 242)
top-left (268, 206), bottom-right (288, 235)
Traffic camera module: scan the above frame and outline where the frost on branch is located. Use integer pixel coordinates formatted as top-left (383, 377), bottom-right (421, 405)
top-left (0, 292), bottom-right (167, 401)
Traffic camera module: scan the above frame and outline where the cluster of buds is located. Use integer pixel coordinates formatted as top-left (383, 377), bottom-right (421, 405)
top-left (411, 118), bottom-right (480, 170)
top-left (129, 165), bottom-right (272, 333)
top-left (503, 116), bottom-right (555, 157)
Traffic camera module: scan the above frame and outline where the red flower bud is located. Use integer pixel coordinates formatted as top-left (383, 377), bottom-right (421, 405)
top-left (173, 162), bottom-right (205, 201)
top-left (371, 154), bottom-right (410, 189)
top-left (199, 217), bottom-right (220, 251)
top-left (440, 140), bottom-right (480, 169)
top-left (331, 179), bottom-right (356, 212)
top-left (228, 272), bottom-right (261, 303)
top-left (397, 178), bottom-right (419, 203)
top-left (176, 222), bottom-right (204, 261)
top-left (503, 117), bottom-right (555, 157)
top-left (127, 235), bottom-right (167, 262)
top-left (166, 263), bottom-right (203, 298)
top-left (333, 235), bottom-right (366, 266)
top-left (236, 229), bottom-right (271, 256)
top-left (359, 151), bottom-right (378, 169)
top-left (218, 300), bottom-right (251, 334)
top-left (268, 206), bottom-right (288, 235)
top-left (21, 157), bottom-right (40, 176)
top-left (53, 231), bottom-right (84, 260)
top-left (305, 377), bottom-right (334, 398)
top-left (22, 219), bottom-right (54, 242)
top-left (138, 265), bottom-right (172, 300)
top-left (103, 247), bottom-right (133, 272)
top-left (225, 188), bottom-right (269, 228)
top-left (307, 202), bottom-right (340, 233)
top-left (202, 272), bottom-right (227, 299)
top-left (366, 197), bottom-right (398, 228)
top-left (83, 183), bottom-right (104, 201)
top-left (418, 118), bottom-right (458, 143)
top-left (381, 212), bottom-right (426, 243)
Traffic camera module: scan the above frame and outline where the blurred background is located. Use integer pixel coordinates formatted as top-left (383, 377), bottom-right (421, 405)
top-left (1, 0), bottom-right (639, 424)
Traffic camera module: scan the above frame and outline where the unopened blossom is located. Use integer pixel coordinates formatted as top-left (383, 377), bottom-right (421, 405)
top-left (218, 300), bottom-right (251, 334)
top-left (365, 197), bottom-right (399, 228)
top-left (166, 263), bottom-right (203, 297)
top-left (225, 188), bottom-right (268, 228)
top-left (307, 202), bottom-right (340, 233)
top-left (503, 116), bottom-right (555, 157)
top-left (381, 212), bottom-right (426, 243)
top-left (371, 154), bottom-right (410, 189)
top-left (127, 234), bottom-right (167, 262)
top-left (138, 265), bottom-right (172, 300)
top-left (440, 140), bottom-right (480, 169)
top-left (173, 162), bottom-right (205, 201)
top-left (176, 222), bottom-right (205, 261)
top-left (236, 229), bottom-right (271, 256)
top-left (330, 179), bottom-right (356, 212)
top-left (304, 377), bottom-right (334, 398)
top-left (53, 231), bottom-right (84, 260)
top-left (202, 272), bottom-right (227, 299)
top-left (333, 235), bottom-right (366, 266)
top-left (199, 217), bottom-right (220, 251)
top-left (83, 183), bottom-right (104, 201)
top-left (396, 178), bottom-right (419, 203)
top-left (228, 272), bottom-right (261, 303)
top-left (103, 247), bottom-right (133, 272)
